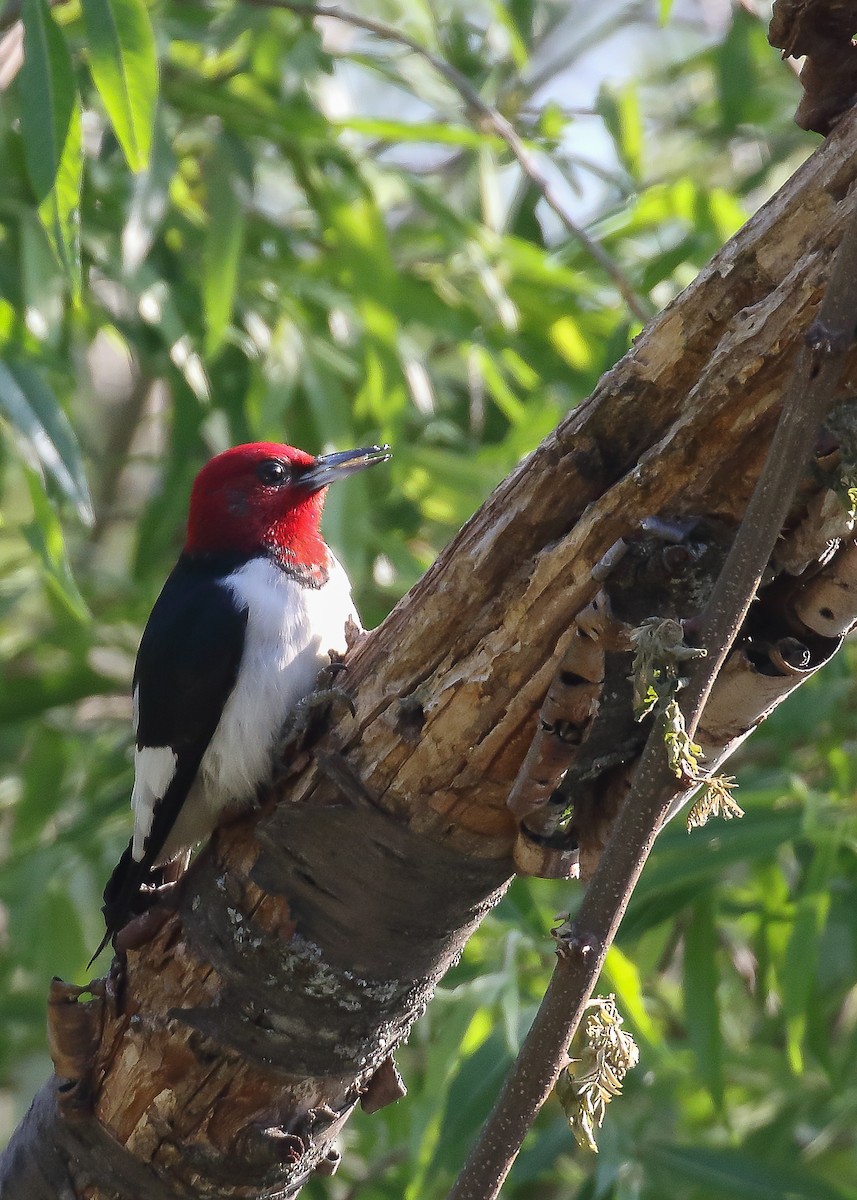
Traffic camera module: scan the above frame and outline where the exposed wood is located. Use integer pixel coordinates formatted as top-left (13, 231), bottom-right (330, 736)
top-left (5, 99), bottom-right (857, 1200)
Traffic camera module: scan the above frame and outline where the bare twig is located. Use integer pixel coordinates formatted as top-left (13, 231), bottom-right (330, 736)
top-left (446, 183), bottom-right (857, 1199)
top-left (235, 0), bottom-right (651, 322)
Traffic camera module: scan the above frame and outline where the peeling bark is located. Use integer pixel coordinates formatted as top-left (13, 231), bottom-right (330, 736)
top-left (6, 101), bottom-right (857, 1200)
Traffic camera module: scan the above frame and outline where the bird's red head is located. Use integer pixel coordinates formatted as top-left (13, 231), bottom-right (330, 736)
top-left (184, 441), bottom-right (390, 574)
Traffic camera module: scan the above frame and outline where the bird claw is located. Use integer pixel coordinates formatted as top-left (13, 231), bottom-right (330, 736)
top-left (316, 659), bottom-right (349, 691)
top-left (311, 685), bottom-right (357, 721)
top-left (114, 904), bottom-right (174, 955)
top-left (275, 680), bottom-right (356, 765)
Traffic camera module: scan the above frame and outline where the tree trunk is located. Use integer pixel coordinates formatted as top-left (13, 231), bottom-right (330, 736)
top-left (4, 102), bottom-right (857, 1200)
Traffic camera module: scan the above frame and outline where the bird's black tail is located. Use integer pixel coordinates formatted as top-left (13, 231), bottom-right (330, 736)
top-left (87, 841), bottom-right (160, 968)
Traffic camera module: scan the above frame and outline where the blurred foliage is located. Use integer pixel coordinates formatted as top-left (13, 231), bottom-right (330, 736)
top-left (3, 0), bottom-right (854, 1197)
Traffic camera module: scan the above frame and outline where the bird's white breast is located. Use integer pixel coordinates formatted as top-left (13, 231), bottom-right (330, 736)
top-left (138, 553), bottom-right (359, 863)
top-left (202, 554), bottom-right (358, 799)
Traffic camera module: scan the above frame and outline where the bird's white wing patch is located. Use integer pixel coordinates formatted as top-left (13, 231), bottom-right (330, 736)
top-left (131, 745), bottom-right (178, 861)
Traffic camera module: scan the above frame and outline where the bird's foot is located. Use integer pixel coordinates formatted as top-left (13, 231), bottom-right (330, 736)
top-left (275, 669), bottom-right (356, 767)
top-left (114, 904), bottom-right (174, 954)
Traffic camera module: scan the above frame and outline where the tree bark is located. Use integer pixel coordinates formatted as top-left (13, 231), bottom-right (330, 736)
top-left (5, 104), bottom-right (857, 1200)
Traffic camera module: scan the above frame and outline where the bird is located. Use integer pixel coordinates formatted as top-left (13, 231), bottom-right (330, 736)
top-left (96, 440), bottom-right (391, 959)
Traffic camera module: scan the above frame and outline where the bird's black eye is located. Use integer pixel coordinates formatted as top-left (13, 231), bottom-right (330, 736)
top-left (256, 459), bottom-right (289, 487)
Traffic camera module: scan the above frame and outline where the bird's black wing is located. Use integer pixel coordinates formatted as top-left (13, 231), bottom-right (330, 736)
top-left (99, 555), bottom-right (248, 950)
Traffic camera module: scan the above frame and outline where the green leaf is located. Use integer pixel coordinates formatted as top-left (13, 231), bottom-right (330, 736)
top-left (20, 213), bottom-right (65, 345)
top-left (683, 894), bottom-right (723, 1109)
top-left (82, 0), bottom-right (158, 172)
top-left (0, 662), bottom-right (117, 725)
top-left (602, 944), bottom-right (660, 1047)
top-left (203, 136), bottom-right (250, 356)
top-left (404, 995), bottom-right (500, 1198)
top-left (598, 83), bottom-right (643, 181)
top-left (4, 851), bottom-right (87, 979)
top-left (23, 466), bottom-right (90, 623)
top-left (19, 0), bottom-right (82, 288)
top-left (19, 0), bottom-right (75, 201)
top-left (630, 809), bottom-right (804, 907)
top-left (643, 1144), bottom-right (854, 1200)
top-left (13, 726), bottom-right (66, 851)
top-left (0, 359), bottom-right (93, 522)
top-left (488, 0), bottom-right (529, 68)
top-left (38, 105), bottom-right (82, 292)
top-left (781, 836), bottom-right (836, 1073)
top-left (162, 74), bottom-right (332, 151)
top-left (338, 116), bottom-right (503, 150)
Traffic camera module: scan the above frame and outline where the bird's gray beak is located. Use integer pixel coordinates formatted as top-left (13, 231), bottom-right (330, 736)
top-left (301, 445), bottom-right (392, 491)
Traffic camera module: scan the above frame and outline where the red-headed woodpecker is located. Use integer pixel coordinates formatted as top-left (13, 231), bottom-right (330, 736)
top-left (99, 440), bottom-right (390, 953)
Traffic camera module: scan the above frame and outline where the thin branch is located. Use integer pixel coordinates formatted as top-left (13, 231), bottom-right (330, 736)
top-left (235, 0), bottom-right (651, 322)
top-left (446, 181), bottom-right (857, 1199)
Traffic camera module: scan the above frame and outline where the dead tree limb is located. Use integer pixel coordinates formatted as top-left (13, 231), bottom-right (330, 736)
top-left (4, 101), bottom-right (857, 1200)
top-left (447, 141), bottom-right (857, 1200)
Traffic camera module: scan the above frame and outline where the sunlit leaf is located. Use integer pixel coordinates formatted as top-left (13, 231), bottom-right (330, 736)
top-left (162, 73), bottom-right (331, 150)
top-left (82, 0), bottom-right (158, 172)
top-left (339, 116), bottom-right (502, 150)
top-left (602, 945), bottom-right (660, 1047)
top-left (134, 270), bottom-right (210, 401)
top-left (598, 83), bottom-right (643, 181)
top-left (203, 136), bottom-right (250, 356)
top-left (19, 0), bottom-right (82, 289)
